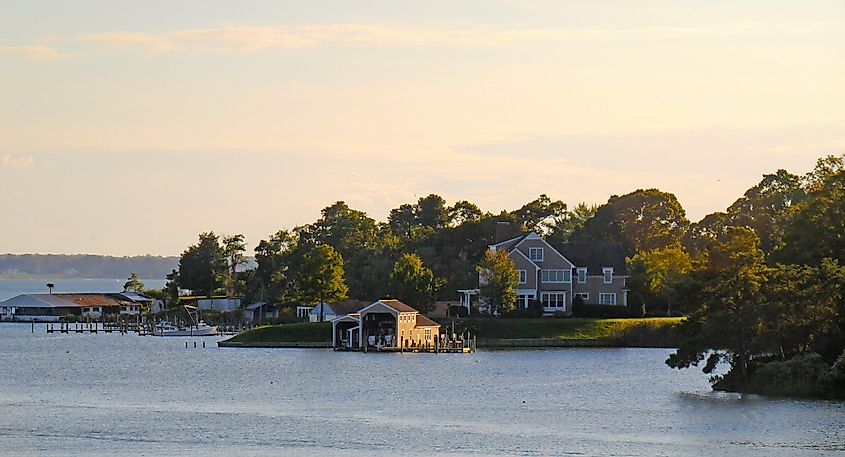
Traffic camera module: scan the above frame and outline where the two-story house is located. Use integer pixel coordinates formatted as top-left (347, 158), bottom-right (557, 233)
top-left (483, 228), bottom-right (629, 316)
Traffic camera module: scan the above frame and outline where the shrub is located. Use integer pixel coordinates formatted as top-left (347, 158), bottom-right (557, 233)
top-left (743, 352), bottom-right (834, 398)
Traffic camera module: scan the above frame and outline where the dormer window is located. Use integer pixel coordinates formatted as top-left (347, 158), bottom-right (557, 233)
top-left (529, 247), bottom-right (544, 261)
top-left (577, 268), bottom-right (587, 283)
top-left (603, 267), bottom-right (614, 284)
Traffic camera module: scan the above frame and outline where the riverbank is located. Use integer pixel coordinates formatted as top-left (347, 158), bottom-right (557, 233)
top-left (219, 317), bottom-right (683, 348)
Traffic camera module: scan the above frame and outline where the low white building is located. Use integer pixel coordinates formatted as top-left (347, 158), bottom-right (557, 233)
top-left (0, 293), bottom-right (154, 321)
top-left (309, 299), bottom-right (369, 323)
top-left (197, 298), bottom-right (241, 312)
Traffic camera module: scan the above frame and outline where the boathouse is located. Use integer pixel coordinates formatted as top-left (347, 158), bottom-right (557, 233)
top-left (332, 299), bottom-right (441, 351)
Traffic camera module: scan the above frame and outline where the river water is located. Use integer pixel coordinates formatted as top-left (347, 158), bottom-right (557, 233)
top-left (0, 323), bottom-right (842, 456)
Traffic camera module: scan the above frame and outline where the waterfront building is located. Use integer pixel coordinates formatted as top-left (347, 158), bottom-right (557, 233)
top-left (0, 293), bottom-right (149, 321)
top-left (332, 299), bottom-right (440, 351)
top-left (480, 223), bottom-right (629, 316)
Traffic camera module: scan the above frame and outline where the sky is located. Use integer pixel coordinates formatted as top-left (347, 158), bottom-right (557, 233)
top-left (1, 0), bottom-right (844, 256)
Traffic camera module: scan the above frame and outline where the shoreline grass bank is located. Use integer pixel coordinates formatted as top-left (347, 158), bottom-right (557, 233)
top-left (219, 317), bottom-right (683, 348)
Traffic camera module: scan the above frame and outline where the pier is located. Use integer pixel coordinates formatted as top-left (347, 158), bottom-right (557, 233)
top-left (353, 332), bottom-right (476, 353)
top-left (44, 321), bottom-right (244, 336)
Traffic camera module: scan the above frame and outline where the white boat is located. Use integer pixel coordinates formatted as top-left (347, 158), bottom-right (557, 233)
top-left (155, 305), bottom-right (218, 336)
top-left (155, 320), bottom-right (218, 336)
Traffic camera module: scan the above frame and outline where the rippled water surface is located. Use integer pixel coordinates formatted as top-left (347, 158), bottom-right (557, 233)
top-left (1, 323), bottom-right (843, 456)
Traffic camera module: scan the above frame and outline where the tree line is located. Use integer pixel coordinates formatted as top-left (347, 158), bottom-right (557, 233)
top-left (165, 154), bottom-right (845, 396)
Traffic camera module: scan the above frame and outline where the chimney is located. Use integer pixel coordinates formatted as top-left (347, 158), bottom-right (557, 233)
top-left (495, 221), bottom-right (512, 243)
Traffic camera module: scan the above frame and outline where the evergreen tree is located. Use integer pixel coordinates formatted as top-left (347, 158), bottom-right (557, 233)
top-left (177, 232), bottom-right (227, 296)
top-left (122, 272), bottom-right (145, 293)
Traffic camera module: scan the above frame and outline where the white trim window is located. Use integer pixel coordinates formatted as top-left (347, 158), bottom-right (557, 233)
top-left (577, 268), bottom-right (587, 284)
top-left (603, 267), bottom-right (614, 284)
top-left (541, 269), bottom-right (571, 283)
top-left (541, 292), bottom-right (567, 308)
top-left (517, 270), bottom-right (527, 284)
top-left (574, 292), bottom-right (589, 301)
top-left (529, 247), bottom-right (544, 261)
top-left (599, 293), bottom-right (617, 305)
top-left (516, 294), bottom-right (534, 310)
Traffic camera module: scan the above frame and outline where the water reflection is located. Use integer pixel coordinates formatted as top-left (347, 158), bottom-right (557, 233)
top-left (0, 323), bottom-right (842, 456)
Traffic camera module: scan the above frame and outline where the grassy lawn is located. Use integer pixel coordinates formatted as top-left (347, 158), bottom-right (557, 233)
top-left (224, 317), bottom-right (683, 345)
top-left (467, 317), bottom-right (683, 340)
top-left (225, 322), bottom-right (332, 343)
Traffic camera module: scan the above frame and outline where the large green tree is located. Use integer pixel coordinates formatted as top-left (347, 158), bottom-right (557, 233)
top-left (547, 202), bottom-right (598, 244)
top-left (513, 194), bottom-right (568, 236)
top-left (293, 244), bottom-right (349, 321)
top-left (448, 200), bottom-right (485, 227)
top-left (177, 232), bottom-right (227, 296)
top-left (222, 234), bottom-right (246, 298)
top-left (627, 245), bottom-right (692, 316)
top-left (388, 253), bottom-right (440, 313)
top-left (299, 201), bottom-right (390, 300)
top-left (725, 169), bottom-right (805, 255)
top-left (478, 249), bottom-right (518, 315)
top-left (667, 228), bottom-right (768, 385)
top-left (252, 229), bottom-right (297, 303)
top-left (775, 155), bottom-right (845, 265)
top-left (574, 189), bottom-right (689, 257)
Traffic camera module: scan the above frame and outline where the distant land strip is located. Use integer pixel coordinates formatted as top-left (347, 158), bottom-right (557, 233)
top-left (0, 254), bottom-right (179, 280)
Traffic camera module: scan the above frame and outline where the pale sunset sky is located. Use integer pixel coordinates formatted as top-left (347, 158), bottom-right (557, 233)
top-left (1, 1), bottom-right (844, 256)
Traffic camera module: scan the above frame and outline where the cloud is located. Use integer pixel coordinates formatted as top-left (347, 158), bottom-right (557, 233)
top-left (0, 44), bottom-right (66, 61)
top-left (1, 154), bottom-right (37, 167)
top-left (3, 22), bottom-right (842, 60)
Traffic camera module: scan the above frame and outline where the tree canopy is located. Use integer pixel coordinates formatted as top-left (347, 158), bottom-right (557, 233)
top-left (388, 253), bottom-right (440, 313)
top-left (574, 189), bottom-right (689, 257)
top-left (122, 272), bottom-right (145, 293)
top-left (292, 244), bottom-right (349, 308)
top-left (177, 232), bottom-right (227, 296)
top-left (478, 249), bottom-right (518, 315)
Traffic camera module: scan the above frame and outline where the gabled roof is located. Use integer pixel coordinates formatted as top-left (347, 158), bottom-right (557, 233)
top-left (508, 248), bottom-right (541, 270)
top-left (513, 232), bottom-right (575, 267)
top-left (414, 315), bottom-right (441, 328)
top-left (377, 299), bottom-right (418, 313)
top-left (554, 243), bottom-right (627, 275)
top-left (489, 233), bottom-right (529, 250)
top-left (329, 299), bottom-right (370, 315)
top-left (358, 299), bottom-right (419, 315)
top-left (310, 299), bottom-right (370, 316)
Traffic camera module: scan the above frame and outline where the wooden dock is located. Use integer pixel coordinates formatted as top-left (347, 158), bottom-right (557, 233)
top-left (338, 333), bottom-right (477, 353)
top-left (46, 322), bottom-right (146, 334)
top-left (44, 321), bottom-right (244, 336)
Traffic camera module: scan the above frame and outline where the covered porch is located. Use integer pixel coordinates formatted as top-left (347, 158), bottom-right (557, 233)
top-left (332, 314), bottom-right (361, 350)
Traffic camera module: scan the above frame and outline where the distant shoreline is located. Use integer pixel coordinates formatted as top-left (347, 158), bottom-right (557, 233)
top-left (0, 275), bottom-right (163, 280)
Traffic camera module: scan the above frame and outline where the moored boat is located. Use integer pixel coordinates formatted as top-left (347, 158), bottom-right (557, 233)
top-left (155, 320), bottom-right (218, 336)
